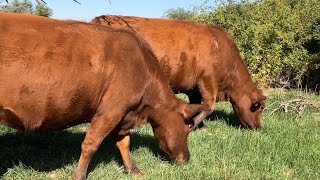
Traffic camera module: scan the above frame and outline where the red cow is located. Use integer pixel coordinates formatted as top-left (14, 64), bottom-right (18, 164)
top-left (92, 15), bottom-right (267, 130)
top-left (0, 13), bottom-right (206, 180)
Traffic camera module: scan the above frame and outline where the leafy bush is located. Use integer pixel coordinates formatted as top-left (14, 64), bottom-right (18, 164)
top-left (34, 3), bottom-right (53, 17)
top-left (0, 0), bottom-right (52, 17)
top-left (165, 0), bottom-right (320, 88)
top-left (163, 7), bottom-right (196, 20)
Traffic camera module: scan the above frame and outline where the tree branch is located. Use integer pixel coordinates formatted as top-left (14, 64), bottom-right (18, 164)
top-left (73, 0), bottom-right (81, 5)
top-left (34, 0), bottom-right (47, 5)
top-left (268, 96), bottom-right (320, 118)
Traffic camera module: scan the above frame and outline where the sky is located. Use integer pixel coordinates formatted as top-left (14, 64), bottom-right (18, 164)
top-left (42, 0), bottom-right (207, 21)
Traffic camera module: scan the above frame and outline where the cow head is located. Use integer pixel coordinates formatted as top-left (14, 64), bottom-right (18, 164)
top-left (149, 102), bottom-right (205, 164)
top-left (231, 89), bottom-right (267, 129)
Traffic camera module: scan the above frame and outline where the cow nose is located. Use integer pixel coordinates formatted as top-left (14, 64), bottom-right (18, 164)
top-left (255, 125), bottom-right (262, 130)
top-left (254, 121), bottom-right (262, 130)
top-left (175, 153), bottom-right (190, 164)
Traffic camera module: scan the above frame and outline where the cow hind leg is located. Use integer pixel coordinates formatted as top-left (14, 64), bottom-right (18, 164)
top-left (112, 132), bottom-right (143, 176)
top-left (73, 114), bottom-right (121, 180)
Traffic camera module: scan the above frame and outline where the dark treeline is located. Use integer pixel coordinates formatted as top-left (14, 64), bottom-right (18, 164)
top-left (165, 0), bottom-right (320, 91)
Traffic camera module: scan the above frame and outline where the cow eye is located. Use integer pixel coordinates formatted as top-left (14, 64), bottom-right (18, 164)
top-left (250, 102), bottom-right (261, 112)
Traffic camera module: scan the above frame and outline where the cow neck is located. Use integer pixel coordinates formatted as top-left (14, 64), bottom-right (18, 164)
top-left (141, 68), bottom-right (179, 118)
top-left (133, 33), bottom-right (179, 119)
top-left (226, 56), bottom-right (257, 101)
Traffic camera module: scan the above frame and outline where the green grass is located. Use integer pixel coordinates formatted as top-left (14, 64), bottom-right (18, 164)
top-left (1, 89), bottom-right (320, 179)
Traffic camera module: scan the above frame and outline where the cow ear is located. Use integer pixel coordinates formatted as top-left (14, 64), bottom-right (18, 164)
top-left (252, 89), bottom-right (267, 103)
top-left (178, 103), bottom-right (205, 120)
top-left (250, 89), bottom-right (266, 112)
top-left (250, 102), bottom-right (262, 112)
top-left (179, 103), bottom-right (210, 131)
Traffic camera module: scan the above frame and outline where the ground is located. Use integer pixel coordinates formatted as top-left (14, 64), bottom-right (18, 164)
top-left (0, 89), bottom-right (319, 179)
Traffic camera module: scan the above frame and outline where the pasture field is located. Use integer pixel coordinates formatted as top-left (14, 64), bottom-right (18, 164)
top-left (1, 89), bottom-right (319, 180)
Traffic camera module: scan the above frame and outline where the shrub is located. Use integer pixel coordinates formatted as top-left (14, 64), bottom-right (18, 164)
top-left (165, 0), bottom-right (320, 87)
top-left (0, 0), bottom-right (53, 17)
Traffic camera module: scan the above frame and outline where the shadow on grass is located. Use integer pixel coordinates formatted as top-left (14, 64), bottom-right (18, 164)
top-left (0, 128), bottom-right (165, 176)
top-left (0, 110), bottom-right (247, 176)
top-left (207, 110), bottom-right (241, 128)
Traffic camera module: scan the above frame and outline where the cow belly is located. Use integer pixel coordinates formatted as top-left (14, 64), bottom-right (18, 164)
top-left (0, 83), bottom-right (96, 132)
top-left (0, 63), bottom-right (102, 132)
top-left (169, 76), bottom-right (198, 92)
top-left (0, 78), bottom-right (97, 132)
top-left (0, 103), bottom-right (94, 132)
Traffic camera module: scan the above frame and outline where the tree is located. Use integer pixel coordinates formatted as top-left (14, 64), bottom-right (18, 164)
top-left (4, 0), bottom-right (81, 4)
top-left (165, 0), bottom-right (320, 87)
top-left (34, 3), bottom-right (52, 17)
top-left (0, 0), bottom-right (33, 14)
top-left (0, 0), bottom-right (52, 17)
top-left (164, 7), bottom-right (196, 20)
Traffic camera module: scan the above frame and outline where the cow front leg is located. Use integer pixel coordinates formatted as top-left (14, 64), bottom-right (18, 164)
top-left (186, 88), bottom-right (208, 131)
top-left (73, 115), bottom-right (120, 180)
top-left (191, 76), bottom-right (218, 130)
top-left (113, 133), bottom-right (143, 176)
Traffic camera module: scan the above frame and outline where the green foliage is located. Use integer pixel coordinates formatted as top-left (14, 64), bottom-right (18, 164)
top-left (0, 0), bottom-right (33, 14)
top-left (164, 7), bottom-right (196, 20)
top-left (34, 3), bottom-right (52, 17)
top-left (0, 0), bottom-right (52, 17)
top-left (164, 0), bottom-right (320, 87)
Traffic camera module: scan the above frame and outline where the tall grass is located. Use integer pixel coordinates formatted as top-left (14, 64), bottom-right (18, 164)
top-left (1, 89), bottom-right (319, 179)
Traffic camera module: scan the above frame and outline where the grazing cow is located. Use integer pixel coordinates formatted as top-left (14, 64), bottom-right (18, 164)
top-left (0, 13), bottom-right (206, 180)
top-left (91, 15), bottom-right (267, 130)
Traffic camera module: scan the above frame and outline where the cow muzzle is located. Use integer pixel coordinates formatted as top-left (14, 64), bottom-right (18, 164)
top-left (174, 152), bottom-right (190, 164)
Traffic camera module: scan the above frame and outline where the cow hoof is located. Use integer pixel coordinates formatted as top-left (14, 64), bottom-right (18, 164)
top-left (72, 173), bottom-right (86, 180)
top-left (127, 166), bottom-right (143, 177)
top-left (196, 126), bottom-right (208, 132)
top-left (132, 170), bottom-right (144, 177)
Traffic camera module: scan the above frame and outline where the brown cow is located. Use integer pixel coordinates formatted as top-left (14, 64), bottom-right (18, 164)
top-left (91, 15), bottom-right (267, 130)
top-left (0, 13), bottom-right (206, 180)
